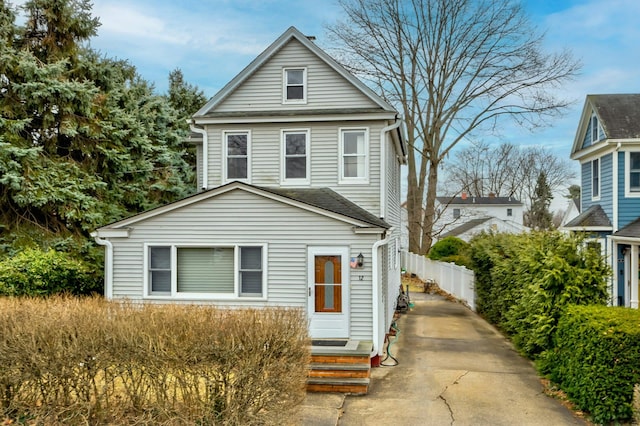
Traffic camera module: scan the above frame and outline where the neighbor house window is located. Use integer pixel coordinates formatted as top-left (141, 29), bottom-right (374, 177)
top-left (507, 208), bottom-right (513, 217)
top-left (453, 208), bottom-right (461, 219)
top-left (591, 115), bottom-right (600, 143)
top-left (282, 129), bottom-right (309, 183)
top-left (592, 158), bottom-right (600, 199)
top-left (340, 128), bottom-right (368, 182)
top-left (283, 68), bottom-right (306, 103)
top-left (630, 152), bottom-right (640, 193)
top-left (147, 245), bottom-right (265, 298)
top-left (224, 131), bottom-right (250, 181)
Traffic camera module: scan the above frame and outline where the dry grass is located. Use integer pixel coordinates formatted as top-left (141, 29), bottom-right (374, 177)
top-left (0, 296), bottom-right (309, 425)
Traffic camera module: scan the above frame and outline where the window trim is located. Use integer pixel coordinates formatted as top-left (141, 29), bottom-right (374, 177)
top-left (339, 127), bottom-right (369, 184)
top-left (591, 114), bottom-right (600, 143)
top-left (625, 151), bottom-right (640, 198)
top-left (281, 128), bottom-right (310, 185)
top-left (282, 67), bottom-right (307, 104)
top-left (222, 130), bottom-right (251, 183)
top-left (143, 243), bottom-right (267, 300)
top-left (591, 157), bottom-right (600, 200)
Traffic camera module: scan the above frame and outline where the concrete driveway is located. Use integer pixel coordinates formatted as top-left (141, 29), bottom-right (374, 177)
top-left (301, 291), bottom-right (586, 425)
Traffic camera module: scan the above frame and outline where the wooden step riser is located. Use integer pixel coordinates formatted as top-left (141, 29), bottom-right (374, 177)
top-left (311, 355), bottom-right (370, 364)
top-left (307, 383), bottom-right (369, 394)
top-left (308, 369), bottom-right (370, 379)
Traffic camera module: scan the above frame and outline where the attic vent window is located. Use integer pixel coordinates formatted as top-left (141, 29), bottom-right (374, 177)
top-left (591, 115), bottom-right (600, 143)
top-left (284, 68), bottom-right (306, 103)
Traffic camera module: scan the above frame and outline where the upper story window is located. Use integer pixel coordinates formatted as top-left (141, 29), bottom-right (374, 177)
top-left (507, 208), bottom-right (513, 217)
top-left (282, 129), bottom-right (310, 184)
top-left (453, 208), bottom-right (461, 219)
top-left (224, 131), bottom-right (250, 181)
top-left (283, 68), bottom-right (306, 103)
top-left (591, 115), bottom-right (600, 143)
top-left (591, 157), bottom-right (600, 199)
top-left (340, 128), bottom-right (369, 183)
top-left (626, 151), bottom-right (640, 197)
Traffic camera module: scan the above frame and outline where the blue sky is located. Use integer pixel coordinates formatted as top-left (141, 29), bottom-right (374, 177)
top-left (11, 0), bottom-right (640, 207)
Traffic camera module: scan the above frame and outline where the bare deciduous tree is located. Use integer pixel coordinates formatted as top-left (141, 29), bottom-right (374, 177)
top-left (443, 141), bottom-right (576, 210)
top-left (327, 0), bottom-right (580, 254)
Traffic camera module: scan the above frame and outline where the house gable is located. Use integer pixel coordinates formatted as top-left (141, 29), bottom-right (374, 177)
top-left (95, 181), bottom-right (388, 234)
top-left (194, 26), bottom-right (396, 119)
top-left (571, 94), bottom-right (640, 159)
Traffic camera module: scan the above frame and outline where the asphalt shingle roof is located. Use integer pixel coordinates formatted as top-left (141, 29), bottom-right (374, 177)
top-left (259, 185), bottom-right (389, 229)
top-left (436, 196), bottom-right (522, 205)
top-left (613, 217), bottom-right (640, 238)
top-left (591, 94), bottom-right (640, 139)
top-left (564, 204), bottom-right (612, 228)
top-left (440, 217), bottom-right (492, 238)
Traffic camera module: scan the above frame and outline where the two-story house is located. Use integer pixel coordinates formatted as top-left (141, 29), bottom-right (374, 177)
top-left (92, 27), bottom-right (407, 374)
top-left (563, 94), bottom-right (640, 308)
top-left (431, 193), bottom-right (527, 242)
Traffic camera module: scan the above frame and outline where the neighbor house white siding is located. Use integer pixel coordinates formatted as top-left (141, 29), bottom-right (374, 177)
top-left (108, 189), bottom-right (380, 341)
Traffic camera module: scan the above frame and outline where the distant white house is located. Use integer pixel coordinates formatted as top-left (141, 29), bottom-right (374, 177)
top-left (433, 193), bottom-right (528, 243)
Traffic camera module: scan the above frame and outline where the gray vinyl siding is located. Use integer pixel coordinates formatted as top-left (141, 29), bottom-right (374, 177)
top-left (216, 39), bottom-right (377, 112)
top-left (109, 189), bottom-right (379, 341)
top-left (618, 150), bottom-right (640, 228)
top-left (204, 121), bottom-right (385, 214)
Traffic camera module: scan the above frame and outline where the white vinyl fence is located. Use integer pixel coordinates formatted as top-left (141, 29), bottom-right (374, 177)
top-left (401, 251), bottom-right (476, 311)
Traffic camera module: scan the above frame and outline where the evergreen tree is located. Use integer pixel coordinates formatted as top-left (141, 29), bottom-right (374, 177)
top-left (0, 0), bottom-right (195, 257)
top-left (526, 171), bottom-right (553, 230)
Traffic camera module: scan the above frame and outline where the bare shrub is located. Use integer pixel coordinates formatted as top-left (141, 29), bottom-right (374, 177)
top-left (0, 296), bottom-right (309, 425)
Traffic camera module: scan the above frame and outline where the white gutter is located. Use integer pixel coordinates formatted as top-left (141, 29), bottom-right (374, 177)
top-left (190, 124), bottom-right (208, 190)
top-left (379, 120), bottom-right (402, 219)
top-left (371, 228), bottom-right (394, 358)
top-left (91, 232), bottom-right (113, 300)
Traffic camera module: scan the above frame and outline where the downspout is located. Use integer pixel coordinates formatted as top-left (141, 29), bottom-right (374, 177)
top-left (379, 119), bottom-right (402, 219)
top-left (371, 228), bottom-right (394, 358)
top-left (190, 124), bottom-right (208, 190)
top-left (91, 233), bottom-right (113, 300)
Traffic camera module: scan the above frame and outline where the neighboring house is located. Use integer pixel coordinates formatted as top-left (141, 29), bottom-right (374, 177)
top-left (559, 197), bottom-right (581, 230)
top-left (431, 193), bottom-right (527, 243)
top-left (92, 27), bottom-right (407, 368)
top-left (563, 94), bottom-right (640, 308)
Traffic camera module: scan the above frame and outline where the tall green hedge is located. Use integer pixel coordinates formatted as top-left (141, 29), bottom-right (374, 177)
top-left (469, 231), bottom-right (609, 357)
top-left (540, 305), bottom-right (640, 424)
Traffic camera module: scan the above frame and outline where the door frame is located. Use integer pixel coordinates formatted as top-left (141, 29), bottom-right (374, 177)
top-left (307, 246), bottom-right (350, 339)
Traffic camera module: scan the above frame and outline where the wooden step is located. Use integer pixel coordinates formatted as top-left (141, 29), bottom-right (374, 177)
top-left (306, 377), bottom-right (370, 394)
top-left (308, 362), bottom-right (371, 379)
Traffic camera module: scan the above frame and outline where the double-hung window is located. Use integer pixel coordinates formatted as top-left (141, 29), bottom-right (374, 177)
top-left (453, 208), bottom-right (461, 219)
top-left (591, 158), bottom-right (600, 199)
top-left (282, 129), bottom-right (309, 184)
top-left (224, 131), bottom-right (250, 181)
top-left (283, 68), bottom-right (306, 103)
top-left (627, 152), bottom-right (640, 196)
top-left (340, 128), bottom-right (368, 183)
top-left (147, 245), bottom-right (265, 299)
top-left (507, 208), bottom-right (513, 217)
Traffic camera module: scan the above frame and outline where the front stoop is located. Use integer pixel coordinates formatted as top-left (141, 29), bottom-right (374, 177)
top-left (307, 340), bottom-right (372, 394)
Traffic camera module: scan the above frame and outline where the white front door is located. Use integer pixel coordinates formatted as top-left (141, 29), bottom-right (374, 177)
top-left (307, 247), bottom-right (350, 338)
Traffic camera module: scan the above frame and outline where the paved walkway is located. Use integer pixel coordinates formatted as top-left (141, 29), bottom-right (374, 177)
top-left (301, 292), bottom-right (586, 425)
